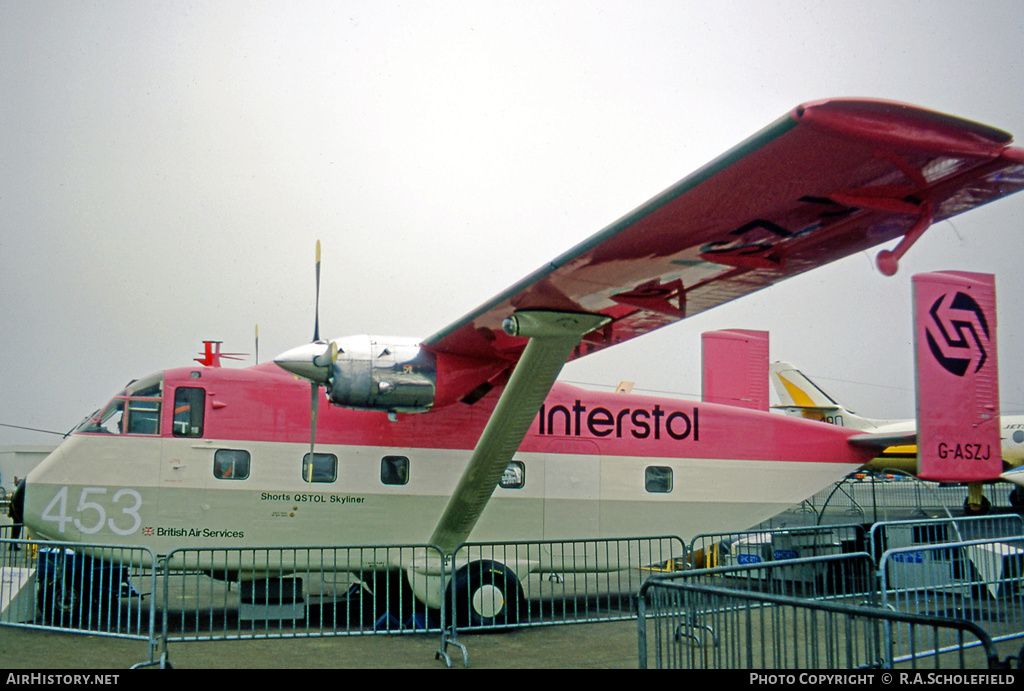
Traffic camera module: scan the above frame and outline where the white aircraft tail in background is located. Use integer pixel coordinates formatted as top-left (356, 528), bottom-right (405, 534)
top-left (770, 362), bottom-right (915, 436)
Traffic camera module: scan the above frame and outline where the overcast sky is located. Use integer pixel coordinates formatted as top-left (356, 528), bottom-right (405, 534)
top-left (2, 1), bottom-right (1023, 447)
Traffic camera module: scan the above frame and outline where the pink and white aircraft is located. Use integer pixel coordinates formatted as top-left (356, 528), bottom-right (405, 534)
top-left (17, 99), bottom-right (1024, 619)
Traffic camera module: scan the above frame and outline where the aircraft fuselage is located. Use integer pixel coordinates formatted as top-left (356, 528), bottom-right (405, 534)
top-left (23, 362), bottom-right (873, 555)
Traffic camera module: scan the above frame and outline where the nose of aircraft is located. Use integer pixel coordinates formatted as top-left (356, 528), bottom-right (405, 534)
top-left (273, 342), bottom-right (336, 384)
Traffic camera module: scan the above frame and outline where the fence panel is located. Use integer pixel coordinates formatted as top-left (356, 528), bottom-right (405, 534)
top-left (880, 536), bottom-right (1024, 664)
top-left (0, 536), bottom-right (158, 667)
top-left (449, 536), bottom-right (684, 634)
top-left (689, 524), bottom-right (868, 592)
top-left (159, 544), bottom-right (449, 643)
top-left (638, 578), bottom-right (1003, 669)
top-left (870, 515), bottom-right (1024, 563)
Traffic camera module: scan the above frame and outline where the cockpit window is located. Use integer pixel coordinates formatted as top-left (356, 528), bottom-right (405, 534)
top-left (85, 398), bottom-right (126, 434)
top-left (127, 376), bottom-right (162, 398)
top-left (76, 373), bottom-right (164, 436)
top-left (126, 398), bottom-right (160, 434)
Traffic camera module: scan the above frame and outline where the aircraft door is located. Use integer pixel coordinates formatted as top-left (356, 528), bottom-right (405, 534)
top-left (543, 439), bottom-right (600, 540)
top-left (158, 386), bottom-right (209, 524)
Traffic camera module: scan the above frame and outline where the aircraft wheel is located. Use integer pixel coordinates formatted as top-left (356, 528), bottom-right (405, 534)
top-left (448, 560), bottom-right (523, 629)
top-left (36, 571), bottom-right (77, 623)
top-left (1010, 485), bottom-right (1024, 508)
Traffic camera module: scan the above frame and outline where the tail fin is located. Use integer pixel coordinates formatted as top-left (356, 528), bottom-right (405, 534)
top-left (771, 362), bottom-right (841, 407)
top-left (701, 329), bottom-right (768, 410)
top-left (914, 271), bottom-right (1001, 482)
top-left (770, 362), bottom-right (887, 431)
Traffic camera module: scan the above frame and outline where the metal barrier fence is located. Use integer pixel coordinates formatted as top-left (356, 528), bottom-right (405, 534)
top-left (639, 525), bottom-right (1024, 669)
top-left (3, 522), bottom-right (1022, 669)
top-left (638, 576), bottom-right (1006, 669)
top-left (0, 537), bottom-right (159, 668)
top-left (689, 524), bottom-right (867, 576)
top-left (869, 514), bottom-right (1024, 562)
top-left (449, 536), bottom-right (684, 631)
top-left (0, 533), bottom-right (683, 668)
top-left (879, 536), bottom-right (1024, 665)
top-left (158, 544), bottom-right (452, 665)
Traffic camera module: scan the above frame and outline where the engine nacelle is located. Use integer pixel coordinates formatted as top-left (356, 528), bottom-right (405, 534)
top-left (326, 335), bottom-right (437, 413)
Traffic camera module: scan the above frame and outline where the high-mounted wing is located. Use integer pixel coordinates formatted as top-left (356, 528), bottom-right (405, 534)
top-left (424, 99), bottom-right (1024, 378)
top-left (420, 100), bottom-right (1024, 550)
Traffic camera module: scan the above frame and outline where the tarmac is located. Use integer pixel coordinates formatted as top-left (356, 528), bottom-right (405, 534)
top-left (0, 617), bottom-right (642, 669)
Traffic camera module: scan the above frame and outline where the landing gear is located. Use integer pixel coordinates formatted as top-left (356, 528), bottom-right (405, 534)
top-left (447, 560), bottom-right (524, 629)
top-left (34, 549), bottom-right (131, 627)
top-left (964, 482), bottom-right (991, 514)
top-left (1010, 485), bottom-right (1024, 508)
top-left (36, 552), bottom-right (79, 623)
top-left (963, 495), bottom-right (991, 514)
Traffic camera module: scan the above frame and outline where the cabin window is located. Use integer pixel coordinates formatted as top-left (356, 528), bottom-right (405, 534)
top-left (302, 452), bottom-right (338, 483)
top-left (645, 466), bottom-right (673, 493)
top-left (380, 456), bottom-right (409, 485)
top-left (214, 449), bottom-right (250, 480)
top-left (499, 461), bottom-right (526, 490)
top-left (173, 387), bottom-right (206, 437)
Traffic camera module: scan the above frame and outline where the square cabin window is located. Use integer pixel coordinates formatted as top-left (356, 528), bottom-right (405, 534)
top-left (302, 452), bottom-right (338, 483)
top-left (499, 461), bottom-right (526, 490)
top-left (645, 466), bottom-right (673, 493)
top-left (214, 449), bottom-right (250, 480)
top-left (381, 456), bottom-right (410, 485)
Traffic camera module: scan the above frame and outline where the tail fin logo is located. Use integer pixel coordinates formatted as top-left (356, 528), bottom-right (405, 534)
top-left (925, 291), bottom-right (990, 377)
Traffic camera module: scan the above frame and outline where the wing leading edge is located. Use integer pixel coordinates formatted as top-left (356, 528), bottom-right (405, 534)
top-left (423, 99), bottom-right (1024, 379)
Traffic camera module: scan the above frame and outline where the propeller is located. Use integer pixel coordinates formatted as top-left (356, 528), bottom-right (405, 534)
top-left (309, 241), bottom-right (337, 466)
top-left (275, 240), bottom-right (339, 471)
top-left (314, 240), bottom-right (322, 342)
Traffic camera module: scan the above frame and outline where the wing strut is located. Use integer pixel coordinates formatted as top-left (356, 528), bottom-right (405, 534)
top-left (428, 310), bottom-right (610, 553)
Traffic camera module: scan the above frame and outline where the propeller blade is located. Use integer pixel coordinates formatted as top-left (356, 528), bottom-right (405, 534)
top-left (314, 240), bottom-right (322, 343)
top-left (309, 380), bottom-right (319, 481)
